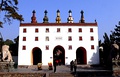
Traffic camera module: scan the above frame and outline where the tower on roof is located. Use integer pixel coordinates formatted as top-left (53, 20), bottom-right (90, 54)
top-left (56, 10), bottom-right (61, 23)
top-left (31, 10), bottom-right (37, 23)
top-left (80, 10), bottom-right (85, 23)
top-left (43, 10), bottom-right (49, 23)
top-left (67, 10), bottom-right (73, 23)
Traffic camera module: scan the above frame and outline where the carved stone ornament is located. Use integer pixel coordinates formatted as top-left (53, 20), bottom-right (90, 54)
top-left (2, 45), bottom-right (13, 62)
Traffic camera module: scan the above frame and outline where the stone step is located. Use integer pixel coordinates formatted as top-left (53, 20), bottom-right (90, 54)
top-left (0, 72), bottom-right (46, 77)
top-left (76, 71), bottom-right (113, 77)
top-left (49, 73), bottom-right (74, 77)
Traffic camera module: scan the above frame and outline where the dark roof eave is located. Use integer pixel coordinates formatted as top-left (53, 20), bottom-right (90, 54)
top-left (20, 22), bottom-right (98, 26)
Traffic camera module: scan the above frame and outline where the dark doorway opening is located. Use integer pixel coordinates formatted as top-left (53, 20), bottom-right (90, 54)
top-left (53, 45), bottom-right (65, 65)
top-left (32, 47), bottom-right (42, 65)
top-left (76, 47), bottom-right (87, 64)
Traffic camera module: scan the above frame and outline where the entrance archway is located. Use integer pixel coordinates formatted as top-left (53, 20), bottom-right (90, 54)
top-left (32, 47), bottom-right (42, 65)
top-left (76, 47), bottom-right (87, 64)
top-left (53, 45), bottom-right (65, 65)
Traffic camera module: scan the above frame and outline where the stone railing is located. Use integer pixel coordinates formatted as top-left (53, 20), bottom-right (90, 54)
top-left (0, 62), bottom-right (15, 72)
top-left (112, 59), bottom-right (120, 67)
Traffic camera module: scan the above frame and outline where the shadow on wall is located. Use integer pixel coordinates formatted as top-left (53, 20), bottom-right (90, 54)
top-left (88, 46), bottom-right (99, 65)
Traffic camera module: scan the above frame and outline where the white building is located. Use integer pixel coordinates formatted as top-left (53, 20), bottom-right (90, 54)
top-left (18, 10), bottom-right (99, 65)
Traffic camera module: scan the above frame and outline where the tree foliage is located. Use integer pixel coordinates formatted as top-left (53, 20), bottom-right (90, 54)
top-left (99, 21), bottom-right (120, 69)
top-left (0, 0), bottom-right (24, 27)
top-left (4, 39), bottom-right (13, 45)
top-left (110, 22), bottom-right (120, 43)
top-left (103, 33), bottom-right (111, 45)
top-left (102, 21), bottom-right (120, 46)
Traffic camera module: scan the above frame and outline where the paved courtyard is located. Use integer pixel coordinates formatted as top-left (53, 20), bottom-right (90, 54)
top-left (12, 65), bottom-right (113, 77)
top-left (0, 65), bottom-right (115, 77)
top-left (13, 65), bottom-right (110, 73)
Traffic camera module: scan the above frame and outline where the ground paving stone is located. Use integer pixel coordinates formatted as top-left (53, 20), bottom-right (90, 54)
top-left (0, 65), bottom-right (117, 77)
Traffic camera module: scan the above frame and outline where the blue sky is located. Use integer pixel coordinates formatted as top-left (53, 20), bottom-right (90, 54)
top-left (0, 0), bottom-right (120, 42)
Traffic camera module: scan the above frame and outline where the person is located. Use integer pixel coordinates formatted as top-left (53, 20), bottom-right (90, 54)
top-left (73, 59), bottom-right (77, 73)
top-left (70, 60), bottom-right (74, 72)
top-left (58, 59), bottom-right (61, 65)
top-left (53, 59), bottom-right (57, 73)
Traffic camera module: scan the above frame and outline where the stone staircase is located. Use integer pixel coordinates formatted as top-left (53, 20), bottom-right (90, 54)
top-left (0, 72), bottom-right (46, 77)
top-left (0, 65), bottom-right (116, 77)
top-left (49, 73), bottom-right (74, 77)
top-left (76, 71), bottom-right (113, 77)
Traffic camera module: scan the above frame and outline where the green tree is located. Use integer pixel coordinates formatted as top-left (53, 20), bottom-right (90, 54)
top-left (111, 22), bottom-right (120, 43)
top-left (4, 39), bottom-right (13, 45)
top-left (0, 0), bottom-right (23, 27)
top-left (100, 21), bottom-right (120, 69)
top-left (11, 36), bottom-right (19, 56)
top-left (103, 32), bottom-right (111, 57)
top-left (102, 33), bottom-right (112, 69)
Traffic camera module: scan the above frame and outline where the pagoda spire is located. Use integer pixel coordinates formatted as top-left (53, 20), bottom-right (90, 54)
top-left (79, 10), bottom-right (85, 23)
top-left (43, 10), bottom-right (49, 23)
top-left (56, 10), bottom-right (61, 23)
top-left (67, 10), bottom-right (73, 23)
top-left (31, 10), bottom-right (37, 23)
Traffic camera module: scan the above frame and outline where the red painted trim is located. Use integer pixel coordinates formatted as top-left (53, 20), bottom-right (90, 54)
top-left (20, 23), bottom-right (97, 27)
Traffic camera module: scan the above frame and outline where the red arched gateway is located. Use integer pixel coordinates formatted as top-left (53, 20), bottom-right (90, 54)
top-left (32, 47), bottom-right (42, 65)
top-left (53, 45), bottom-right (65, 65)
top-left (76, 47), bottom-right (87, 64)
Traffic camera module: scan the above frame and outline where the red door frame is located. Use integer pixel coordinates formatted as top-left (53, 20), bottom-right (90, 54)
top-left (32, 47), bottom-right (42, 65)
top-left (76, 47), bottom-right (87, 64)
top-left (53, 45), bottom-right (65, 65)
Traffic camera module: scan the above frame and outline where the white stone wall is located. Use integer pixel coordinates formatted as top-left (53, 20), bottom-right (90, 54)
top-left (18, 25), bottom-right (99, 65)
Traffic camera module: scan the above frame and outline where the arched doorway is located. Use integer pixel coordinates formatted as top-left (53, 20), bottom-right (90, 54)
top-left (53, 45), bottom-right (65, 65)
top-left (76, 47), bottom-right (87, 64)
top-left (32, 47), bottom-right (42, 65)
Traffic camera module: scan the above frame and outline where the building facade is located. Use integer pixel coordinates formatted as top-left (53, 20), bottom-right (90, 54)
top-left (18, 10), bottom-right (99, 65)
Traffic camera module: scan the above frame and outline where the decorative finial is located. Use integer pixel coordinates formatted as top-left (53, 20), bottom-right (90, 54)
top-left (33, 10), bottom-right (36, 13)
top-left (81, 10), bottom-right (84, 14)
top-left (69, 10), bottom-right (72, 13)
top-left (119, 21), bottom-right (120, 25)
top-left (43, 10), bottom-right (49, 23)
top-left (44, 10), bottom-right (47, 15)
top-left (57, 9), bottom-right (60, 17)
top-left (57, 10), bottom-right (60, 13)
top-left (31, 10), bottom-right (37, 23)
top-left (67, 10), bottom-right (73, 23)
top-left (95, 19), bottom-right (97, 23)
top-left (79, 10), bottom-right (85, 23)
top-left (69, 10), bottom-right (72, 16)
top-left (56, 9), bottom-right (61, 23)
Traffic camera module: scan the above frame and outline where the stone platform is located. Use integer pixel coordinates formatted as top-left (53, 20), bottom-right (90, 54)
top-left (0, 65), bottom-right (119, 77)
top-left (0, 72), bottom-right (46, 77)
top-left (0, 62), bottom-right (15, 72)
